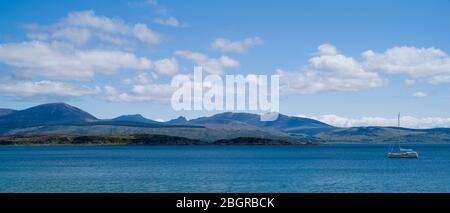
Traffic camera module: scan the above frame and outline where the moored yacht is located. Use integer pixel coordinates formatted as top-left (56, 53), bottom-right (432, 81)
top-left (387, 148), bottom-right (419, 158)
top-left (387, 113), bottom-right (419, 159)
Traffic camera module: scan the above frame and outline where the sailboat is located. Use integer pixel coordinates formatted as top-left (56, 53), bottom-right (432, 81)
top-left (387, 113), bottom-right (419, 159)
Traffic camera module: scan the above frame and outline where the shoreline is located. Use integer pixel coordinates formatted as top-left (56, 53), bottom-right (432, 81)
top-left (2, 134), bottom-right (448, 146)
top-left (0, 134), bottom-right (317, 146)
top-left (1, 143), bottom-right (449, 147)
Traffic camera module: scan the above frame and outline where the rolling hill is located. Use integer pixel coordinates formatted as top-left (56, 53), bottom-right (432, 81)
top-left (315, 126), bottom-right (450, 143)
top-left (112, 114), bottom-right (159, 124)
top-left (0, 103), bottom-right (314, 142)
top-left (186, 112), bottom-right (334, 135)
top-left (0, 108), bottom-right (16, 116)
top-left (2, 102), bottom-right (450, 143)
top-left (0, 103), bottom-right (97, 129)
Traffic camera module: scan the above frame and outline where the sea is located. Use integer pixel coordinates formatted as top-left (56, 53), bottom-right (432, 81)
top-left (0, 144), bottom-right (449, 192)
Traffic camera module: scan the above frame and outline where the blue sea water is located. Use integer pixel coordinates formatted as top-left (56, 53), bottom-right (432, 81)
top-left (0, 144), bottom-right (449, 192)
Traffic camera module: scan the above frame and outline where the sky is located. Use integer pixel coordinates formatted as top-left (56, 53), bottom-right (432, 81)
top-left (1, 0), bottom-right (450, 128)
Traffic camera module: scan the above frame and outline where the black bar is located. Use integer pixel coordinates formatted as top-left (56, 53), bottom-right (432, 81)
top-left (1, 193), bottom-right (450, 211)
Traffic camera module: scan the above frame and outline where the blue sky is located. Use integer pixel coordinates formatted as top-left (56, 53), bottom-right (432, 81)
top-left (1, 0), bottom-right (450, 128)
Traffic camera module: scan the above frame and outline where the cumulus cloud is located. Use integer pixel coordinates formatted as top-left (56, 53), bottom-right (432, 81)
top-left (26, 32), bottom-right (49, 41)
top-left (278, 44), bottom-right (384, 94)
top-left (62, 10), bottom-right (129, 34)
top-left (101, 83), bottom-right (174, 103)
top-left (0, 80), bottom-right (97, 99)
top-left (362, 46), bottom-right (450, 84)
top-left (25, 10), bottom-right (164, 47)
top-left (132, 23), bottom-right (163, 45)
top-left (153, 58), bottom-right (179, 76)
top-left (298, 114), bottom-right (450, 129)
top-left (0, 41), bottom-right (153, 80)
top-left (99, 71), bottom-right (175, 103)
top-left (175, 50), bottom-right (240, 75)
top-left (316, 43), bottom-right (338, 55)
top-left (123, 72), bottom-right (153, 85)
top-left (278, 44), bottom-right (450, 95)
top-left (211, 37), bottom-right (263, 53)
top-left (52, 28), bottom-right (92, 46)
top-left (129, 0), bottom-right (168, 15)
top-left (153, 17), bottom-right (183, 27)
top-left (0, 9), bottom-right (182, 102)
top-left (404, 79), bottom-right (416, 85)
top-left (131, 0), bottom-right (184, 26)
top-left (412, 91), bottom-right (428, 97)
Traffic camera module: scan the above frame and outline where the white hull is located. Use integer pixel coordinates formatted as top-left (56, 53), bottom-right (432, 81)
top-left (387, 114), bottom-right (420, 159)
top-left (387, 152), bottom-right (419, 158)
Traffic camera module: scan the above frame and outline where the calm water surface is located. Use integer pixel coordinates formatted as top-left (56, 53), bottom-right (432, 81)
top-left (0, 144), bottom-right (449, 192)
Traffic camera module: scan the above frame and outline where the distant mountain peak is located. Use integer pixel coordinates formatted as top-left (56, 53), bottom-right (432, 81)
top-left (112, 114), bottom-right (158, 124)
top-left (0, 102), bottom-right (97, 128)
top-left (0, 103), bottom-right (335, 137)
top-left (188, 111), bottom-right (334, 135)
top-left (117, 114), bottom-right (146, 119)
top-left (175, 116), bottom-right (188, 121)
top-left (38, 102), bottom-right (75, 108)
top-left (166, 116), bottom-right (188, 124)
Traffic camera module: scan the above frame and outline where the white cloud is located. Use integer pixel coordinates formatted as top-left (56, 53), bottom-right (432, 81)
top-left (404, 79), bottom-right (416, 85)
top-left (412, 91), bottom-right (428, 97)
top-left (362, 46), bottom-right (450, 83)
top-left (102, 85), bottom-right (119, 95)
top-left (95, 32), bottom-right (130, 46)
top-left (153, 58), bottom-right (178, 76)
top-left (132, 23), bottom-right (163, 45)
top-left (63, 10), bottom-right (129, 34)
top-left (0, 80), bottom-right (96, 98)
top-left (52, 27), bottom-right (91, 46)
top-left (429, 75), bottom-right (450, 84)
top-left (0, 41), bottom-right (153, 80)
top-left (279, 45), bottom-right (450, 95)
top-left (316, 43), bottom-right (338, 55)
top-left (211, 37), bottom-right (263, 53)
top-left (130, 0), bottom-right (184, 25)
top-left (278, 44), bottom-right (384, 94)
top-left (26, 32), bottom-right (49, 41)
top-left (175, 50), bottom-right (240, 75)
top-left (101, 83), bottom-right (174, 103)
top-left (100, 71), bottom-right (174, 103)
top-left (298, 114), bottom-right (450, 129)
top-left (25, 10), bottom-right (164, 47)
top-left (123, 72), bottom-right (153, 84)
top-left (0, 9), bottom-right (174, 101)
top-left (153, 17), bottom-right (183, 27)
top-left (129, 0), bottom-right (168, 15)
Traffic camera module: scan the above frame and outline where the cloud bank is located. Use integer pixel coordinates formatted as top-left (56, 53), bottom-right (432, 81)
top-left (277, 44), bottom-right (384, 94)
top-left (211, 37), bottom-right (263, 53)
top-left (298, 114), bottom-right (450, 129)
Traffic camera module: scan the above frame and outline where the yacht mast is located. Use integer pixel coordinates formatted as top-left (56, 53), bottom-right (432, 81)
top-left (397, 113), bottom-right (401, 149)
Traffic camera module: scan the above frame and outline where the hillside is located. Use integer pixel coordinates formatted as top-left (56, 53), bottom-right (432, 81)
top-left (316, 126), bottom-right (450, 143)
top-left (187, 112), bottom-right (334, 135)
top-left (0, 108), bottom-right (16, 116)
top-left (2, 102), bottom-right (450, 144)
top-left (0, 134), bottom-right (311, 146)
top-left (0, 103), bottom-right (322, 142)
top-left (0, 103), bottom-right (97, 129)
top-left (112, 114), bottom-right (159, 124)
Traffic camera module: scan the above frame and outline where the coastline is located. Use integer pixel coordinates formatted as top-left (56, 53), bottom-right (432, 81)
top-left (0, 134), bottom-right (317, 146)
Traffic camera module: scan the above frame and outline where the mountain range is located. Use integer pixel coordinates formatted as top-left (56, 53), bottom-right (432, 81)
top-left (1, 103), bottom-right (450, 143)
